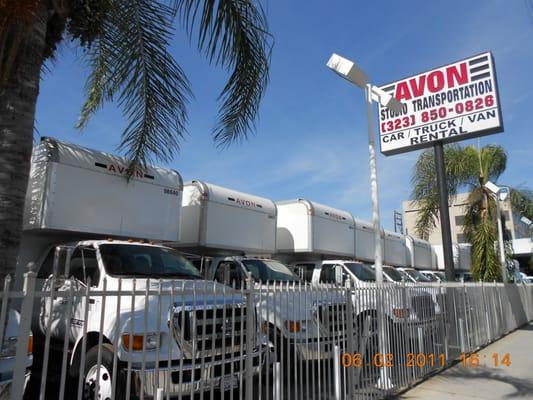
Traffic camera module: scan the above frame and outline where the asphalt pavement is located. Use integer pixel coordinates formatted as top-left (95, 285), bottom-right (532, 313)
top-left (393, 322), bottom-right (533, 399)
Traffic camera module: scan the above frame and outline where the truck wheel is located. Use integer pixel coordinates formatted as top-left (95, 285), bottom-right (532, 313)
top-left (83, 345), bottom-right (125, 400)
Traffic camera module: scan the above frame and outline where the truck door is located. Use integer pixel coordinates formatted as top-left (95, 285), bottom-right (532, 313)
top-left (40, 246), bottom-right (99, 343)
top-left (67, 247), bottom-right (100, 341)
top-left (40, 246), bottom-right (73, 340)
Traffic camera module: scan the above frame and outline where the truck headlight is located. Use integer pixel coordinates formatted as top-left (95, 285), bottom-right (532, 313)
top-left (392, 308), bottom-right (410, 319)
top-left (285, 320), bottom-right (303, 333)
top-left (0, 334), bottom-right (31, 358)
top-left (122, 333), bottom-right (160, 351)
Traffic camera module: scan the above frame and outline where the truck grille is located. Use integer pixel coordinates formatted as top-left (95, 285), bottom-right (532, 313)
top-left (172, 304), bottom-right (249, 359)
top-left (317, 304), bottom-right (347, 338)
top-left (411, 295), bottom-right (435, 319)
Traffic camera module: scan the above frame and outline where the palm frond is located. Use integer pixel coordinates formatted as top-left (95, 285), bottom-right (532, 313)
top-left (78, 0), bottom-right (191, 168)
top-left (480, 144), bottom-right (506, 183)
top-left (509, 187), bottom-right (533, 220)
top-left (175, 0), bottom-right (272, 146)
top-left (410, 145), bottom-right (467, 237)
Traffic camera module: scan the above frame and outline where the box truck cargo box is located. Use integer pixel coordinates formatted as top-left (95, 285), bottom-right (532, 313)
top-left (276, 199), bottom-right (355, 258)
top-left (354, 218), bottom-right (382, 263)
top-left (176, 181), bottom-right (276, 255)
top-left (383, 230), bottom-right (408, 267)
top-left (406, 236), bottom-right (433, 269)
top-left (23, 137), bottom-right (182, 241)
top-left (433, 244), bottom-right (471, 272)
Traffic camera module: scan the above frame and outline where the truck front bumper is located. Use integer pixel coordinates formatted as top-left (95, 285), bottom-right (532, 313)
top-left (132, 350), bottom-right (265, 398)
top-left (293, 337), bottom-right (347, 361)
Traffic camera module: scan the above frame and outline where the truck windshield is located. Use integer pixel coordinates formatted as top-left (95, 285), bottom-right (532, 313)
top-left (241, 260), bottom-right (299, 283)
top-left (422, 272), bottom-right (439, 282)
top-left (404, 269), bottom-right (431, 282)
top-left (383, 266), bottom-right (404, 282)
top-left (100, 244), bottom-right (203, 279)
top-left (344, 263), bottom-right (375, 282)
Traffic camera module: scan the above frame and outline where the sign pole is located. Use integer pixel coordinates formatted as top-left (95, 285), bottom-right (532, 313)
top-left (434, 141), bottom-right (455, 281)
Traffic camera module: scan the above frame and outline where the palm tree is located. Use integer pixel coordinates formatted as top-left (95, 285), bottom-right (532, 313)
top-left (410, 144), bottom-right (533, 281)
top-left (0, 0), bottom-right (272, 278)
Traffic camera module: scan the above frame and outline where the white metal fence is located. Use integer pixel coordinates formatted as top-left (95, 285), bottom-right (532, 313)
top-left (2, 267), bottom-right (533, 400)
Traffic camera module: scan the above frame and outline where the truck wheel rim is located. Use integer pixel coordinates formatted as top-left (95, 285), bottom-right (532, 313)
top-left (84, 365), bottom-right (112, 400)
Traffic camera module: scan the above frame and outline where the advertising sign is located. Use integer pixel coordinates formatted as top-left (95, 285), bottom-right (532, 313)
top-left (378, 52), bottom-right (503, 155)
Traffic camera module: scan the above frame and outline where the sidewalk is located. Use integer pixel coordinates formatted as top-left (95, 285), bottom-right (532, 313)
top-left (394, 322), bottom-right (533, 399)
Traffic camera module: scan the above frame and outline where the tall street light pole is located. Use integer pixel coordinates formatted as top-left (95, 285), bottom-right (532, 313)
top-left (365, 83), bottom-right (384, 283)
top-left (327, 53), bottom-right (404, 391)
top-left (485, 181), bottom-right (509, 283)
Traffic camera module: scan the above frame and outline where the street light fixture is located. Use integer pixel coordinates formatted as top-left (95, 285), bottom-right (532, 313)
top-left (326, 53), bottom-right (404, 283)
top-left (484, 181), bottom-right (509, 282)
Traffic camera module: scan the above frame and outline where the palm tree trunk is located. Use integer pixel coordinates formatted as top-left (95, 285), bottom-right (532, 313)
top-left (0, 4), bottom-right (48, 280)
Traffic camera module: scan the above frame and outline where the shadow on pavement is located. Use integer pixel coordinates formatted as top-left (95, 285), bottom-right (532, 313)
top-left (442, 366), bottom-right (533, 398)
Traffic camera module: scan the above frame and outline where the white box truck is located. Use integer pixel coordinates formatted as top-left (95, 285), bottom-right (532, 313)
top-left (354, 217), bottom-right (382, 263)
top-left (405, 236), bottom-right (434, 270)
top-left (18, 138), bottom-right (263, 398)
top-left (175, 184), bottom-right (345, 363)
top-left (383, 230), bottom-right (408, 268)
top-left (276, 199), bottom-right (355, 258)
top-left (276, 200), bottom-right (398, 266)
top-left (433, 243), bottom-right (472, 273)
top-left (176, 181), bottom-right (276, 255)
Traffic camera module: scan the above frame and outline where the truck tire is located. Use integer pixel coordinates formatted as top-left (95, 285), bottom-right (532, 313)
top-left (83, 344), bottom-right (125, 400)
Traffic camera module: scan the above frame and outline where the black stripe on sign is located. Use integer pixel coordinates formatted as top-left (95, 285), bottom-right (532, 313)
top-left (144, 174), bottom-right (155, 180)
top-left (471, 72), bottom-right (491, 81)
top-left (469, 55), bottom-right (488, 66)
top-left (470, 64), bottom-right (489, 74)
top-left (95, 162), bottom-right (107, 169)
top-left (382, 85), bottom-right (395, 93)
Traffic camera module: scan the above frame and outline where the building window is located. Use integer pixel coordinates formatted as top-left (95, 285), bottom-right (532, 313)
top-left (455, 216), bottom-right (465, 226)
top-left (456, 234), bottom-right (467, 243)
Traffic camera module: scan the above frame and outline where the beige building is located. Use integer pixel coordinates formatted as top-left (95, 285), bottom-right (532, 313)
top-left (402, 192), bottom-right (529, 245)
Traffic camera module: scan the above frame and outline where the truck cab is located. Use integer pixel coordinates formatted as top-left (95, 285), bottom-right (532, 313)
top-left (32, 240), bottom-right (264, 398)
top-left (205, 256), bottom-right (346, 362)
top-left (290, 259), bottom-right (438, 329)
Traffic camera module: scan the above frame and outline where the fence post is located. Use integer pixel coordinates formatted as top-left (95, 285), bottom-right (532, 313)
top-left (0, 275), bottom-right (12, 348)
top-left (273, 362), bottom-right (281, 400)
top-left (333, 345), bottom-right (341, 400)
top-left (245, 275), bottom-right (255, 400)
top-left (344, 278), bottom-right (355, 398)
top-left (11, 263), bottom-right (37, 400)
top-left (458, 318), bottom-right (465, 353)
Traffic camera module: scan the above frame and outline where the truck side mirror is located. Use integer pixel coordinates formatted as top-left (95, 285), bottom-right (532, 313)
top-left (52, 245), bottom-right (73, 284)
top-left (335, 265), bottom-right (345, 285)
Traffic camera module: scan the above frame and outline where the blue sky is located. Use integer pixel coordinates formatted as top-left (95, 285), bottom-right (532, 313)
top-left (35, 0), bottom-right (533, 230)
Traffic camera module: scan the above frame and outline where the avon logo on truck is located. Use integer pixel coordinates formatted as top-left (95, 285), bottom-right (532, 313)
top-left (94, 161), bottom-right (154, 180)
top-left (227, 197), bottom-right (263, 209)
